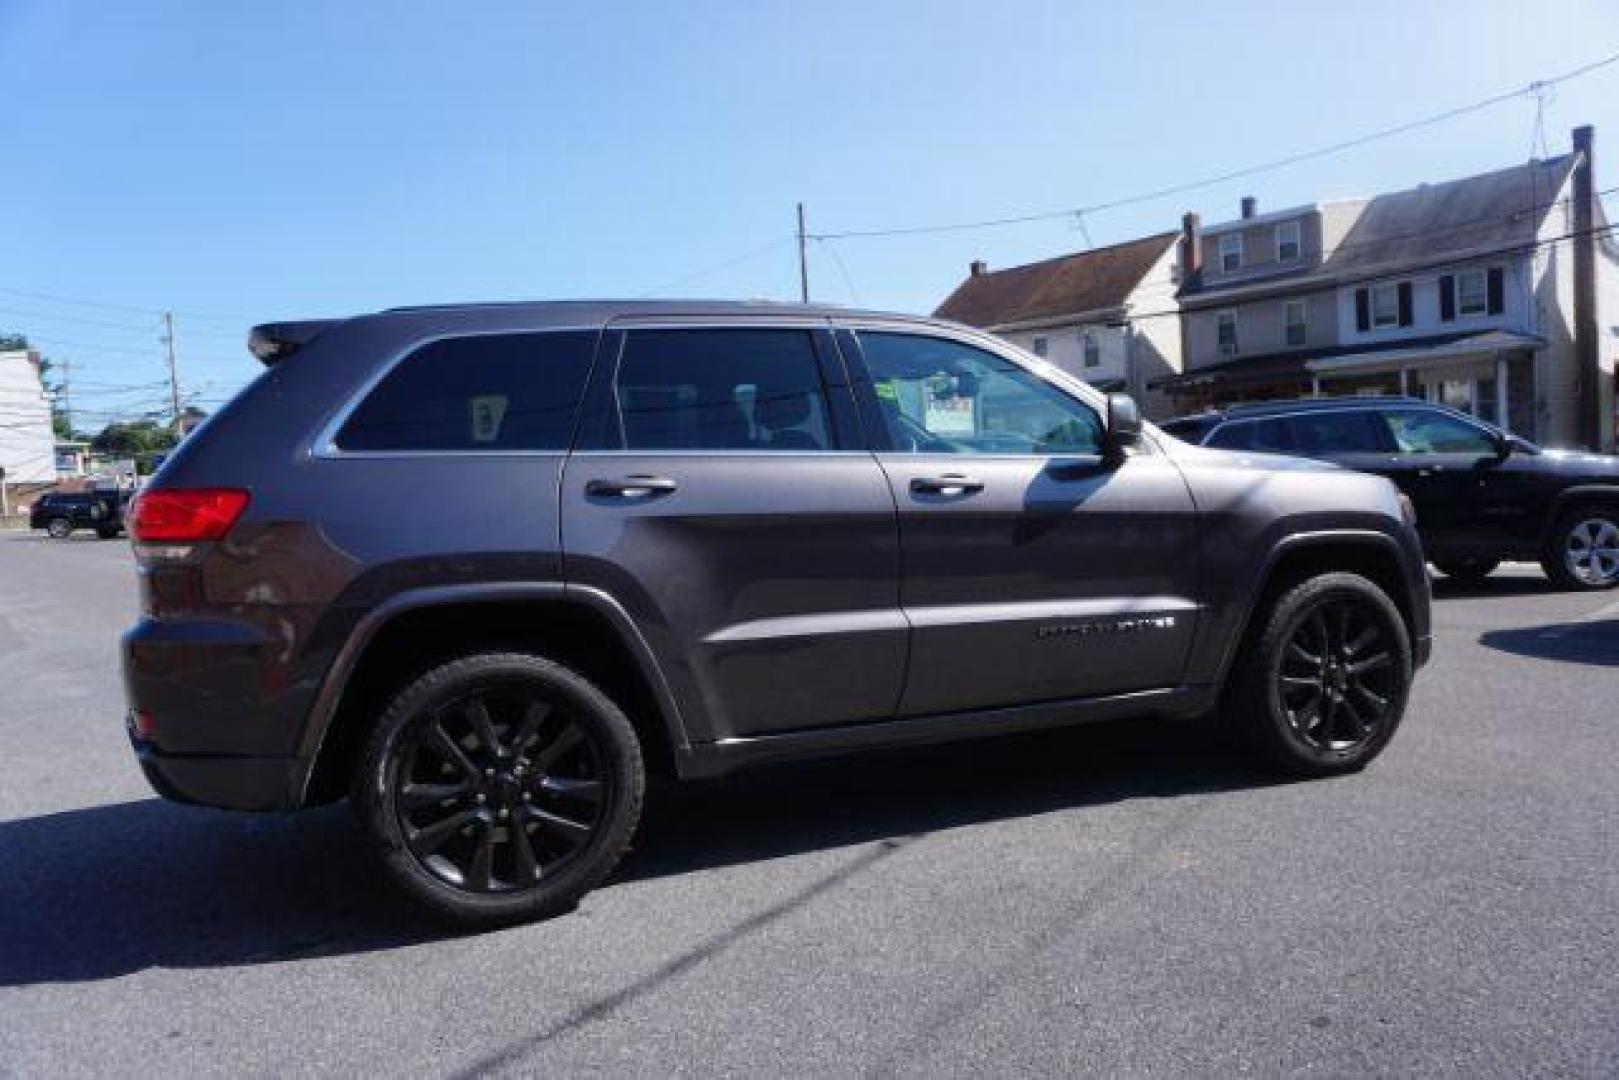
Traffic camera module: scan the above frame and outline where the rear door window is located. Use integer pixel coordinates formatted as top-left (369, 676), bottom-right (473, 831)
top-left (336, 331), bottom-right (597, 451)
top-left (1208, 418), bottom-right (1293, 452)
top-left (613, 329), bottom-right (833, 451)
top-left (1287, 410), bottom-right (1390, 456)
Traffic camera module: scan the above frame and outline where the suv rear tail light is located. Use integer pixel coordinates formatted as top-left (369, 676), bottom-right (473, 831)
top-left (130, 489), bottom-right (250, 542)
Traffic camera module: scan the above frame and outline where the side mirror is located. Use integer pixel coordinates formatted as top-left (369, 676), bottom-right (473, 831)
top-left (1104, 393), bottom-right (1143, 458)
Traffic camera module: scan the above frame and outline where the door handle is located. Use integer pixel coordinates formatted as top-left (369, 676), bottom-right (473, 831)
top-left (911, 474), bottom-right (984, 496)
top-left (585, 475), bottom-right (679, 498)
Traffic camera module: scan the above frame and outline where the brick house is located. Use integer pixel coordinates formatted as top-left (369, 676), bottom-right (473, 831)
top-left (933, 232), bottom-right (1184, 409)
top-left (1162, 127), bottom-right (1618, 451)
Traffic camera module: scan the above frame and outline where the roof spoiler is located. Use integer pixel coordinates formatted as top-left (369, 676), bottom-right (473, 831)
top-left (248, 319), bottom-right (340, 366)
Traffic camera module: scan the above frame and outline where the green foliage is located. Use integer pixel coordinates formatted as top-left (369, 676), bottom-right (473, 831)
top-left (91, 420), bottom-right (177, 468)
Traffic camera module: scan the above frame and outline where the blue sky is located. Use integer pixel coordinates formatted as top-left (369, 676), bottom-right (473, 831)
top-left (3, 0), bottom-right (1619, 415)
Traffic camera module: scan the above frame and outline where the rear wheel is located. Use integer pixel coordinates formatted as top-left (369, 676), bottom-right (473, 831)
top-left (352, 651), bottom-right (645, 927)
top-left (1432, 557), bottom-right (1499, 583)
top-left (96, 526), bottom-right (120, 540)
top-left (1542, 505), bottom-right (1619, 590)
top-left (45, 517), bottom-right (72, 540)
top-left (1228, 572), bottom-right (1412, 777)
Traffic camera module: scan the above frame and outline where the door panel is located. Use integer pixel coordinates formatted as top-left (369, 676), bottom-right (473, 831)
top-left (880, 453), bottom-right (1200, 714)
top-left (561, 326), bottom-right (905, 742)
top-left (840, 327), bottom-right (1200, 716)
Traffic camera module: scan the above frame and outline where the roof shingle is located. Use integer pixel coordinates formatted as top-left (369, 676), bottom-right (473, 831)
top-left (933, 232), bottom-right (1178, 328)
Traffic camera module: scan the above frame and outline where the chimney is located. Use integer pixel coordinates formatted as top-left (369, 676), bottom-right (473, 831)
top-left (969, 259), bottom-right (987, 277)
top-left (1240, 196), bottom-right (1257, 219)
top-left (1570, 125), bottom-right (1612, 449)
top-left (1179, 211), bottom-right (1203, 283)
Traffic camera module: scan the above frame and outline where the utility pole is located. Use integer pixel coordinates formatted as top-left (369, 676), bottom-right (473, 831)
top-left (60, 357), bottom-right (73, 436)
top-left (162, 311), bottom-right (182, 430)
top-left (796, 202), bottom-right (810, 303)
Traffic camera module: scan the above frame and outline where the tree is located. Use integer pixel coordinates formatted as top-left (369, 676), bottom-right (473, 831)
top-left (91, 420), bottom-right (176, 470)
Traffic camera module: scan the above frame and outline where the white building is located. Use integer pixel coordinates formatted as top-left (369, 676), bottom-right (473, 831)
top-left (933, 232), bottom-right (1184, 412)
top-left (0, 348), bottom-right (55, 485)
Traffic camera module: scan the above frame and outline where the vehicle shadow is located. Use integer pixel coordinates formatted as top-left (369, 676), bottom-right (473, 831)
top-left (0, 718), bottom-right (1277, 987)
top-left (1479, 619), bottom-right (1618, 667)
top-left (1429, 574), bottom-right (1558, 600)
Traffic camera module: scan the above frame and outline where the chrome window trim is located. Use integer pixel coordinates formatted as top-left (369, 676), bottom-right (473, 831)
top-left (309, 324), bottom-right (600, 459)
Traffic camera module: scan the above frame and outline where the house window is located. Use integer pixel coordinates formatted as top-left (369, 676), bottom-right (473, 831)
top-left (1283, 300), bottom-right (1307, 346)
top-left (1457, 269), bottom-right (1488, 316)
top-left (1219, 234), bottom-right (1242, 272)
top-left (1371, 284), bottom-right (1400, 328)
top-left (1082, 332), bottom-right (1100, 368)
top-left (1216, 312), bottom-right (1238, 356)
top-left (1030, 336), bottom-right (1048, 358)
top-left (1276, 222), bottom-right (1301, 263)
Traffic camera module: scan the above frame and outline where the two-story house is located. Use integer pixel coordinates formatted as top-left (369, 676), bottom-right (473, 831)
top-left (1163, 126), bottom-right (1618, 451)
top-left (933, 231), bottom-right (1183, 408)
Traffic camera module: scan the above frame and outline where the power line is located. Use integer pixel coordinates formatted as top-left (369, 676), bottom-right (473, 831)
top-left (812, 49), bottom-right (1619, 241)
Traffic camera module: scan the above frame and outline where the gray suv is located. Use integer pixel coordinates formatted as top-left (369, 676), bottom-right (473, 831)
top-left (122, 302), bottom-right (1431, 926)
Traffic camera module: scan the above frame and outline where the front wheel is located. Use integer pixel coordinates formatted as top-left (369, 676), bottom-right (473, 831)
top-left (45, 517), bottom-right (73, 540)
top-left (353, 652), bottom-right (645, 928)
top-left (1432, 557), bottom-right (1499, 583)
top-left (1542, 505), bottom-right (1619, 590)
top-left (1227, 572), bottom-right (1413, 777)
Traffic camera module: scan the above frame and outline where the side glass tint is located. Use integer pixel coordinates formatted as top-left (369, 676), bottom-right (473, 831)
top-left (614, 330), bottom-right (832, 451)
top-left (1288, 411), bottom-right (1389, 455)
top-left (337, 331), bottom-right (596, 451)
top-left (857, 332), bottom-right (1102, 455)
top-left (1385, 408), bottom-right (1497, 455)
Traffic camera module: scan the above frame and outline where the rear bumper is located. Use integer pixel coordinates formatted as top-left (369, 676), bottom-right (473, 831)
top-left (128, 724), bottom-right (298, 811)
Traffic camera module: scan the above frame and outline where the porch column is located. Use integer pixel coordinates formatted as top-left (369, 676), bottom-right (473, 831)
top-left (1398, 368), bottom-right (1410, 396)
top-left (1310, 376), bottom-right (1321, 397)
top-left (1495, 356), bottom-right (1510, 433)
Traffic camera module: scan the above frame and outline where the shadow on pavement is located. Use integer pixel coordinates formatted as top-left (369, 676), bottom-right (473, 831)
top-left (1480, 619), bottom-right (1619, 666)
top-left (0, 717), bottom-right (1276, 987)
top-left (1429, 574), bottom-right (1559, 600)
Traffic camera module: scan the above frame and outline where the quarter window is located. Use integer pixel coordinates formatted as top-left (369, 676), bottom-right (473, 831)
top-left (1457, 269), bottom-right (1488, 316)
top-left (336, 331), bottom-right (596, 452)
top-left (613, 330), bottom-right (832, 451)
top-left (1283, 300), bottom-right (1307, 346)
top-left (1276, 222), bottom-right (1301, 263)
top-left (1371, 284), bottom-right (1400, 328)
top-left (857, 332), bottom-right (1103, 456)
top-left (1219, 233), bottom-right (1242, 272)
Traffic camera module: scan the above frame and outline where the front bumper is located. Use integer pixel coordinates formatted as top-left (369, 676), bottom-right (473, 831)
top-left (128, 724), bottom-right (299, 811)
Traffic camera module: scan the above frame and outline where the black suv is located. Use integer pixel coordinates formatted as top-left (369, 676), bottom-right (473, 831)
top-left (30, 490), bottom-right (127, 539)
top-left (123, 302), bottom-right (1430, 926)
top-left (1162, 397), bottom-right (1619, 590)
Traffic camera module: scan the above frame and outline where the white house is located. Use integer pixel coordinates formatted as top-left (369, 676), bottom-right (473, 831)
top-left (933, 232), bottom-right (1184, 411)
top-left (0, 348), bottom-right (55, 486)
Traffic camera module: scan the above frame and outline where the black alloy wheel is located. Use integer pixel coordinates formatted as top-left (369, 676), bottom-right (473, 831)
top-left (355, 652), bottom-right (644, 926)
top-left (1229, 572), bottom-right (1412, 777)
top-left (1275, 597), bottom-right (1400, 755)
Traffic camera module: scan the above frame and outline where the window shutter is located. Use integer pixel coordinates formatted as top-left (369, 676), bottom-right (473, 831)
top-left (1355, 288), bottom-right (1370, 331)
top-left (1486, 267), bottom-right (1504, 314)
top-left (1439, 275), bottom-right (1456, 321)
top-left (1397, 282), bottom-right (1413, 327)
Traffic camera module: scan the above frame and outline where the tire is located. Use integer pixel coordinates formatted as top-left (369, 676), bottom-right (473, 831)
top-left (1432, 557), bottom-right (1499, 583)
top-left (45, 518), bottom-right (72, 540)
top-left (1228, 572), bottom-right (1412, 778)
top-left (1541, 504), bottom-right (1619, 590)
top-left (352, 651), bottom-right (645, 928)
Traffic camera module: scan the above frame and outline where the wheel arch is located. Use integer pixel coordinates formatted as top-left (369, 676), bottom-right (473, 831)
top-left (1214, 530), bottom-right (1422, 695)
top-left (295, 583), bottom-right (690, 806)
top-left (1544, 484), bottom-right (1619, 538)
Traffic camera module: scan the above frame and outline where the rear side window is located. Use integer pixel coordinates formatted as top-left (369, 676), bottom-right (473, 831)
top-left (1210, 418), bottom-right (1293, 453)
top-left (336, 331), bottom-right (596, 451)
top-left (613, 329), bottom-right (832, 451)
top-left (1288, 410), bottom-right (1389, 455)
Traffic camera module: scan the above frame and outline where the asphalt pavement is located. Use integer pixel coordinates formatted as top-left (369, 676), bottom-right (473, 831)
top-left (1, 530), bottom-right (1615, 1077)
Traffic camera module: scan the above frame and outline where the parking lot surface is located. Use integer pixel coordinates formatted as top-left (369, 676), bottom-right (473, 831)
top-left (1, 530), bottom-right (1615, 1076)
